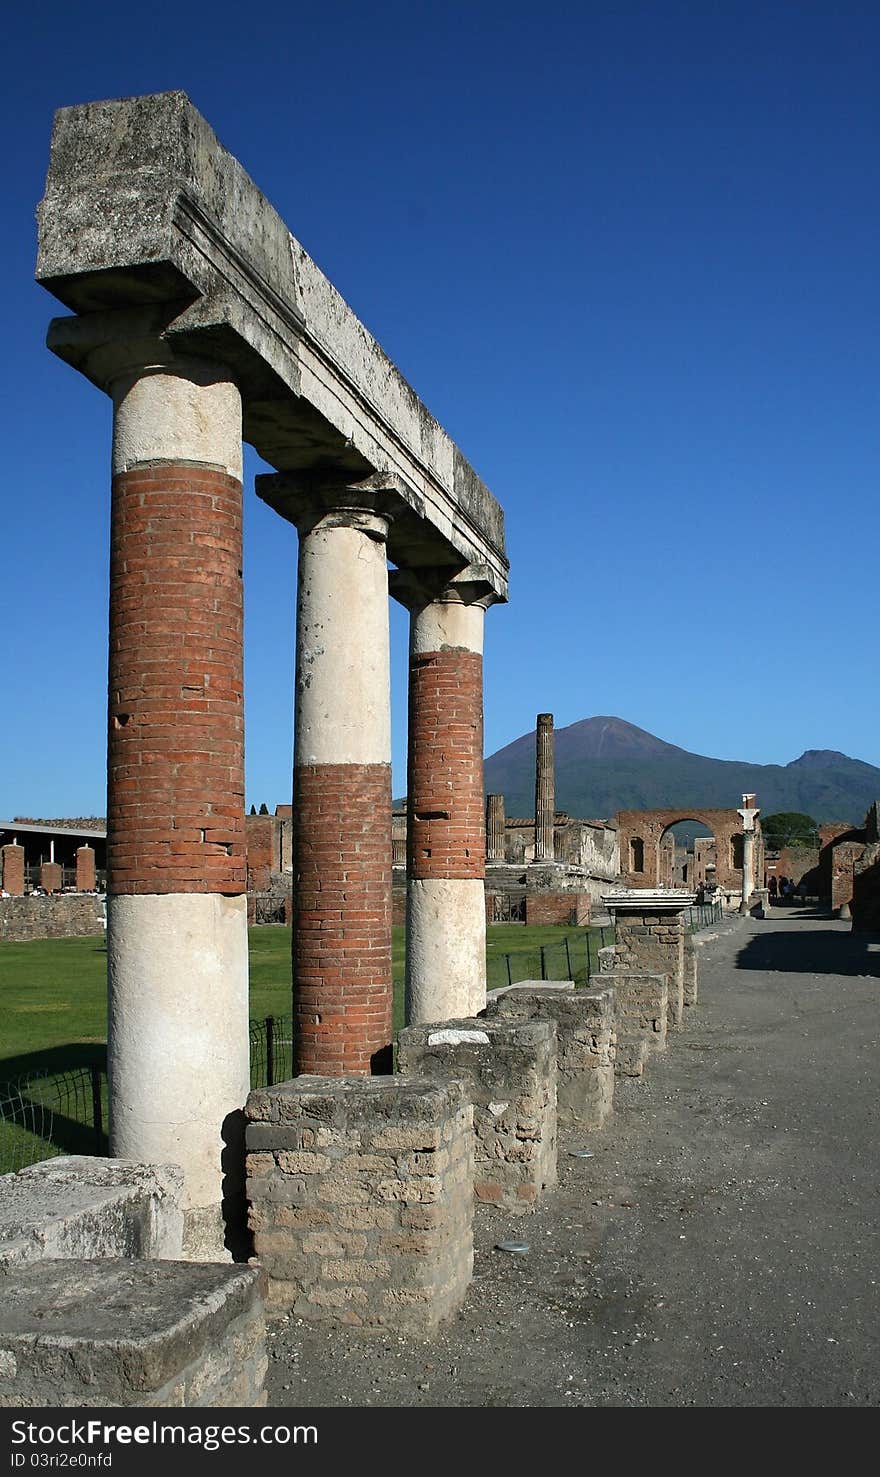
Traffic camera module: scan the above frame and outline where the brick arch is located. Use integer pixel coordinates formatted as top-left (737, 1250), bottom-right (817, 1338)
top-left (616, 808), bottom-right (747, 889)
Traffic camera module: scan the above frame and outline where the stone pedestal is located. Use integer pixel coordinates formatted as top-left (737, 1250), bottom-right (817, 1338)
top-left (485, 985), bottom-right (615, 1128)
top-left (603, 890), bottom-right (694, 1033)
top-left (246, 1076), bottom-right (473, 1331)
top-left (397, 1018), bottom-right (557, 1211)
top-left (0, 1260), bottom-right (267, 1407)
top-left (683, 932), bottom-right (699, 1007)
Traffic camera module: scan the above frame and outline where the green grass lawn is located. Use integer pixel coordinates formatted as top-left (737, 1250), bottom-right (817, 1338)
top-left (0, 922), bottom-right (609, 1079)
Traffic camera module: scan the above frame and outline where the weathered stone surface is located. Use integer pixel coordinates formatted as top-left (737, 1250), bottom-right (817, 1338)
top-left (246, 1076), bottom-right (473, 1331)
top-left (0, 1259), bottom-right (266, 1407)
top-left (37, 92), bottom-right (507, 594)
top-left (397, 1017), bottom-right (557, 1212)
top-left (485, 986), bottom-right (615, 1128)
top-left (0, 1157), bottom-right (184, 1274)
top-left (600, 972), bottom-right (668, 1077)
top-left (0, 895), bottom-right (105, 942)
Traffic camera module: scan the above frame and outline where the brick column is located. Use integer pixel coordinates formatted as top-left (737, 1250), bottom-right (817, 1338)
top-left (40, 862), bottom-right (63, 893)
top-left (75, 846), bottom-right (96, 891)
top-left (1, 844), bottom-right (25, 895)
top-left (535, 713), bottom-right (554, 862)
top-left (106, 357), bottom-right (249, 1258)
top-left (292, 504), bottom-right (393, 1077)
top-left (395, 572), bottom-right (493, 1024)
top-left (486, 794), bottom-right (506, 863)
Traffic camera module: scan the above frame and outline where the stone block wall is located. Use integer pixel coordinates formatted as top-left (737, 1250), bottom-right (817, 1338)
top-left (246, 1076), bottom-right (473, 1330)
top-left (485, 985), bottom-right (615, 1128)
top-left (0, 894), bottom-right (105, 941)
top-left (397, 1018), bottom-right (557, 1211)
top-left (831, 841), bottom-right (865, 913)
top-left (599, 946), bottom-right (668, 1077)
top-left (0, 1259), bottom-right (267, 1407)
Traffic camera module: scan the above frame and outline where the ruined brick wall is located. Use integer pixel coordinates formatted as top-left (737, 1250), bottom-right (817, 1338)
top-left (0, 894), bottom-right (105, 941)
top-left (851, 845), bottom-right (880, 931)
top-left (830, 841), bottom-right (865, 912)
top-left (524, 892), bottom-right (591, 926)
top-left (766, 845), bottom-right (820, 890)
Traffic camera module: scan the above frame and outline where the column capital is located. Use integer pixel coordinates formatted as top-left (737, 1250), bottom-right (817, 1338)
top-left (256, 470), bottom-right (400, 540)
top-left (389, 563), bottom-right (502, 612)
top-left (47, 305), bottom-right (241, 397)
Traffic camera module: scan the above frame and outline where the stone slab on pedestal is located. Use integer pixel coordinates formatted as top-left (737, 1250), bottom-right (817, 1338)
top-left (246, 1076), bottom-right (473, 1331)
top-left (0, 1157), bottom-right (184, 1274)
top-left (484, 986), bottom-right (615, 1129)
top-left (397, 1017), bottom-right (557, 1212)
top-left (0, 1259), bottom-right (267, 1407)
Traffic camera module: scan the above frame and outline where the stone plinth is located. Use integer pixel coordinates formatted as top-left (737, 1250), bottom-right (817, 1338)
top-left (0, 1157), bottom-right (184, 1275)
top-left (397, 1018), bottom-right (557, 1212)
top-left (0, 1259), bottom-right (267, 1407)
top-left (602, 890), bottom-right (695, 1032)
top-left (246, 1076), bottom-right (473, 1331)
top-left (485, 986), bottom-right (615, 1129)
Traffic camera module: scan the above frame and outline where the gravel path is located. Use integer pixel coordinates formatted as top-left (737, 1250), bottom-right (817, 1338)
top-left (265, 911), bottom-right (880, 1407)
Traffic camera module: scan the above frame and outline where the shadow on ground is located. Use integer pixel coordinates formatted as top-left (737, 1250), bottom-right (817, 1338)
top-left (735, 920), bottom-right (880, 977)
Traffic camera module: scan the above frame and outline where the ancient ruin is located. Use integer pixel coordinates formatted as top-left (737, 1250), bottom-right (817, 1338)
top-left (35, 91), bottom-right (507, 1257)
top-left (616, 797), bottom-right (764, 912)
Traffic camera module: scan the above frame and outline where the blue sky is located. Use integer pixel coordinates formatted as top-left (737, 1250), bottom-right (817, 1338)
top-left (3, 0), bottom-right (879, 817)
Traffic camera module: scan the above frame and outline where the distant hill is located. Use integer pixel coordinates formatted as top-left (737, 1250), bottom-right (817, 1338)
top-left (483, 717), bottom-right (880, 824)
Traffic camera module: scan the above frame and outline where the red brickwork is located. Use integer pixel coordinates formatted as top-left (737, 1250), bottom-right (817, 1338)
top-left (107, 465), bottom-right (245, 895)
top-left (40, 862), bottom-right (63, 893)
top-left (246, 815), bottom-right (278, 893)
top-left (75, 846), bottom-right (96, 891)
top-left (1, 845), bottom-right (25, 895)
top-left (831, 842), bottom-right (864, 912)
top-left (524, 893), bottom-right (591, 927)
top-left (293, 762), bottom-right (392, 1077)
top-left (407, 648), bottom-right (484, 881)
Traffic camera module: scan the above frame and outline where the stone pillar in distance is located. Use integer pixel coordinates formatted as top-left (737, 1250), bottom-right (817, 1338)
top-left (1, 845), bottom-right (26, 895)
top-left (486, 794), bottom-right (506, 863)
top-left (534, 713), bottom-right (555, 862)
top-left (75, 845), bottom-right (96, 891)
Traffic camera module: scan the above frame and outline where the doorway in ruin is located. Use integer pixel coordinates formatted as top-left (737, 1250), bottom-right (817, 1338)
top-left (658, 819), bottom-right (716, 891)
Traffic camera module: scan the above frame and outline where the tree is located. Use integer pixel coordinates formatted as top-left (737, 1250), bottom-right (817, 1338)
top-left (259, 803), bottom-right (269, 816)
top-left (249, 804), bottom-right (257, 816)
top-left (761, 812), bottom-right (819, 849)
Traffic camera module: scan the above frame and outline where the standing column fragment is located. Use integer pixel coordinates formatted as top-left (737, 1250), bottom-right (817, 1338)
top-left (293, 506), bottom-right (393, 1077)
top-left (534, 713), bottom-right (555, 862)
top-left (106, 359), bottom-right (250, 1259)
top-left (486, 794), bottom-right (506, 863)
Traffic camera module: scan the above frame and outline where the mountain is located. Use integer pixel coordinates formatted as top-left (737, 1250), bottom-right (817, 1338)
top-left (483, 717), bottom-right (880, 824)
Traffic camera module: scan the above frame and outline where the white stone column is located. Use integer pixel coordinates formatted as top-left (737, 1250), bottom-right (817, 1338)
top-left (397, 574), bottom-right (491, 1023)
top-left (107, 359), bottom-right (250, 1260)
